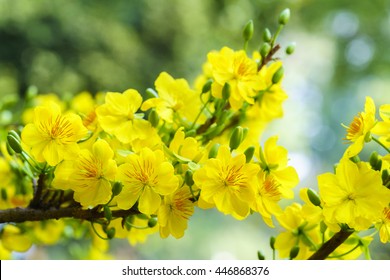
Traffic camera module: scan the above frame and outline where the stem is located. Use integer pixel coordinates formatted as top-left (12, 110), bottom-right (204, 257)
top-left (326, 242), bottom-right (360, 259)
top-left (372, 136), bottom-right (390, 153)
top-left (28, 173), bottom-right (45, 209)
top-left (308, 228), bottom-right (354, 260)
top-left (0, 207), bottom-right (139, 223)
top-left (258, 44), bottom-right (281, 71)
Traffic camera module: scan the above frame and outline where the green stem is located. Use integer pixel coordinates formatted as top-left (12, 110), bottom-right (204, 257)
top-left (190, 95), bottom-right (212, 130)
top-left (372, 136), bottom-right (390, 153)
top-left (326, 242), bottom-right (360, 259)
top-left (90, 221), bottom-right (110, 240)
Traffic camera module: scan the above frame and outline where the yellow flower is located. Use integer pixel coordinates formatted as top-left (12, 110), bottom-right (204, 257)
top-left (372, 103), bottom-right (390, 148)
top-left (141, 72), bottom-right (203, 124)
top-left (70, 91), bottom-right (100, 132)
top-left (377, 207), bottom-right (390, 243)
top-left (193, 145), bottom-right (259, 219)
top-left (1, 224), bottom-right (32, 252)
top-left (158, 186), bottom-right (195, 239)
top-left (318, 159), bottom-right (390, 230)
top-left (22, 93), bottom-right (65, 124)
top-left (342, 96), bottom-right (376, 158)
top-left (208, 47), bottom-right (262, 110)
top-left (96, 89), bottom-right (151, 144)
top-left (29, 220), bottom-right (65, 245)
top-left (169, 128), bottom-right (206, 163)
top-left (115, 148), bottom-right (179, 214)
top-left (251, 172), bottom-right (283, 227)
top-left (21, 102), bottom-right (88, 166)
top-left (274, 203), bottom-right (320, 259)
top-left (258, 136), bottom-right (299, 199)
top-left (52, 139), bottom-right (117, 208)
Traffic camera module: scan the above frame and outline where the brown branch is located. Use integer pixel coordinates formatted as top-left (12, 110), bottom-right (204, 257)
top-left (308, 228), bottom-right (354, 260)
top-left (0, 207), bottom-right (139, 224)
top-left (258, 44), bottom-right (281, 71)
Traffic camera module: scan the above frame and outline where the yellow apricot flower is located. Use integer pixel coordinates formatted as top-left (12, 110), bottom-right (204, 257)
top-left (96, 89), bottom-right (151, 144)
top-left (70, 91), bottom-right (100, 131)
top-left (141, 72), bottom-right (203, 124)
top-left (274, 203), bottom-right (320, 259)
top-left (342, 96), bottom-right (376, 158)
top-left (251, 172), bottom-right (283, 227)
top-left (372, 104), bottom-right (390, 148)
top-left (258, 136), bottom-right (299, 199)
top-left (52, 139), bottom-right (117, 208)
top-left (21, 102), bottom-right (88, 166)
top-left (208, 47), bottom-right (262, 110)
top-left (193, 145), bottom-right (259, 219)
top-left (1, 224), bottom-right (32, 252)
top-left (115, 148), bottom-right (179, 214)
top-left (158, 186), bottom-right (195, 239)
top-left (29, 220), bottom-right (65, 245)
top-left (169, 128), bottom-right (206, 163)
top-left (318, 159), bottom-right (390, 230)
top-left (377, 207), bottom-right (390, 243)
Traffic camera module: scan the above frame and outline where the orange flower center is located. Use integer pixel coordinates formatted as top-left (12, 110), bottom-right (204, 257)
top-left (344, 113), bottom-right (364, 141)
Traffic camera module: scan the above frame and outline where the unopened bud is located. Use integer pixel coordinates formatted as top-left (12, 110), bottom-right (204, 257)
top-left (222, 83), bottom-right (231, 101)
top-left (202, 79), bottom-right (213, 94)
top-left (112, 182), bottom-right (123, 196)
top-left (364, 132), bottom-right (372, 143)
top-left (7, 131), bottom-right (22, 154)
top-left (289, 245), bottom-right (300, 259)
top-left (260, 42), bottom-right (271, 58)
top-left (148, 216), bottom-right (158, 228)
top-left (369, 151), bottom-right (382, 171)
top-left (320, 221), bottom-right (327, 234)
top-left (307, 188), bottom-right (321, 207)
top-left (106, 227), bottom-right (115, 239)
top-left (208, 143), bottom-right (220, 159)
top-left (257, 251), bottom-right (265, 260)
top-left (104, 205), bottom-right (112, 221)
top-left (382, 169), bottom-right (389, 185)
top-left (272, 66), bottom-right (284, 84)
top-left (148, 109), bottom-right (160, 127)
top-left (145, 88), bottom-right (158, 99)
top-left (286, 42), bottom-right (296, 55)
top-left (244, 146), bottom-right (255, 163)
top-left (263, 28), bottom-right (272, 42)
top-left (270, 236), bottom-right (276, 250)
top-left (1, 188), bottom-right (7, 200)
top-left (185, 170), bottom-right (194, 186)
top-left (229, 126), bottom-right (244, 151)
top-left (243, 20), bottom-right (254, 41)
top-left (279, 8), bottom-right (290, 25)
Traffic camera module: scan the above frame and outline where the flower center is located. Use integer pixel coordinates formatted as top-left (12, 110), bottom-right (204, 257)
top-left (345, 113), bottom-right (364, 141)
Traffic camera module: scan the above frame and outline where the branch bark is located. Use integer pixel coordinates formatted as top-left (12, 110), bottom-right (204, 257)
top-left (308, 228), bottom-right (354, 260)
top-left (0, 207), bottom-right (139, 224)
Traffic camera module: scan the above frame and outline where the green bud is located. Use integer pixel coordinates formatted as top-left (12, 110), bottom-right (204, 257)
top-left (148, 109), bottom-right (160, 127)
top-left (272, 66), bottom-right (284, 84)
top-left (202, 79), bottom-right (213, 94)
top-left (243, 19), bottom-right (254, 41)
top-left (260, 42), bottom-right (271, 58)
top-left (222, 82), bottom-right (231, 101)
top-left (279, 8), bottom-right (290, 25)
top-left (6, 141), bottom-right (15, 156)
top-left (145, 88), bottom-right (158, 99)
top-left (364, 132), bottom-right (372, 143)
top-left (244, 146), bottom-right (255, 163)
top-left (320, 221), bottom-right (327, 234)
top-left (1, 188), bottom-right (8, 200)
top-left (229, 126), bottom-right (244, 151)
top-left (350, 155), bottom-right (360, 163)
top-left (307, 188), bottom-right (321, 207)
top-left (257, 251), bottom-right (265, 260)
top-left (185, 129), bottom-right (196, 137)
top-left (112, 182), bottom-right (123, 196)
top-left (7, 133), bottom-right (22, 154)
top-left (289, 245), bottom-right (299, 259)
top-left (104, 205), bottom-right (112, 221)
top-left (263, 28), bottom-right (272, 42)
top-left (270, 236), bottom-right (276, 250)
top-left (382, 169), bottom-right (389, 185)
top-left (184, 170), bottom-right (194, 186)
top-left (286, 42), bottom-right (296, 55)
top-left (106, 227), bottom-right (116, 239)
top-left (369, 151), bottom-right (382, 171)
top-left (148, 216), bottom-right (158, 228)
top-left (208, 143), bottom-right (220, 159)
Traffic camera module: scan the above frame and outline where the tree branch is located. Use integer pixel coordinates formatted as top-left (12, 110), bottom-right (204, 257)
top-left (0, 207), bottom-right (139, 224)
top-left (308, 228), bottom-right (354, 260)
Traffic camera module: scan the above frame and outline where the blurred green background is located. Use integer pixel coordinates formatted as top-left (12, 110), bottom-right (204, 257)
top-left (1, 0), bottom-right (389, 259)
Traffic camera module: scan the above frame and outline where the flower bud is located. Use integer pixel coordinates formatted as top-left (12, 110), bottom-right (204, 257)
top-left (202, 79), bottom-right (213, 94)
top-left (7, 131), bottom-right (22, 154)
top-left (222, 82), bottom-right (231, 101)
top-left (106, 227), bottom-right (115, 239)
top-left (289, 245), bottom-right (300, 259)
top-left (382, 169), bottom-right (389, 185)
top-left (244, 146), bottom-right (255, 163)
top-left (278, 8), bottom-right (290, 25)
top-left (257, 251), bottom-right (265, 260)
top-left (272, 66), bottom-right (284, 84)
top-left (307, 188), bottom-right (321, 207)
top-left (364, 132), bottom-right (372, 143)
top-left (369, 151), bottom-right (382, 171)
top-left (148, 109), bottom-right (160, 127)
top-left (243, 19), bottom-right (254, 41)
top-left (184, 170), bottom-right (194, 186)
top-left (270, 236), bottom-right (276, 250)
top-left (286, 42), bottom-right (296, 55)
top-left (1, 188), bottom-right (7, 200)
top-left (145, 88), bottom-right (158, 99)
top-left (320, 221), bottom-right (327, 234)
top-left (104, 205), bottom-right (112, 221)
top-left (208, 143), bottom-right (220, 159)
top-left (263, 28), bottom-right (272, 42)
top-left (229, 126), bottom-right (244, 151)
top-left (112, 182), bottom-right (123, 196)
top-left (260, 42), bottom-right (271, 58)
top-left (148, 216), bottom-right (158, 228)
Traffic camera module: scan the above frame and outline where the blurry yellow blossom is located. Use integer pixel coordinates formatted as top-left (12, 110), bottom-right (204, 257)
top-left (208, 47), bottom-right (262, 110)
top-left (96, 89), bottom-right (151, 144)
top-left (70, 91), bottom-right (99, 131)
top-left (52, 139), bottom-right (117, 208)
top-left (116, 148), bottom-right (179, 214)
top-left (1, 224), bottom-right (32, 252)
top-left (30, 220), bottom-right (65, 245)
top-left (169, 128), bottom-right (206, 163)
top-left (158, 186), bottom-right (195, 239)
top-left (318, 159), bottom-right (390, 230)
top-left (343, 96), bottom-right (376, 158)
top-left (193, 145), bottom-right (259, 219)
top-left (141, 72), bottom-right (204, 124)
top-left (377, 207), bottom-right (390, 243)
top-left (372, 103), bottom-right (390, 148)
top-left (22, 93), bottom-right (65, 124)
top-left (21, 102), bottom-right (88, 166)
